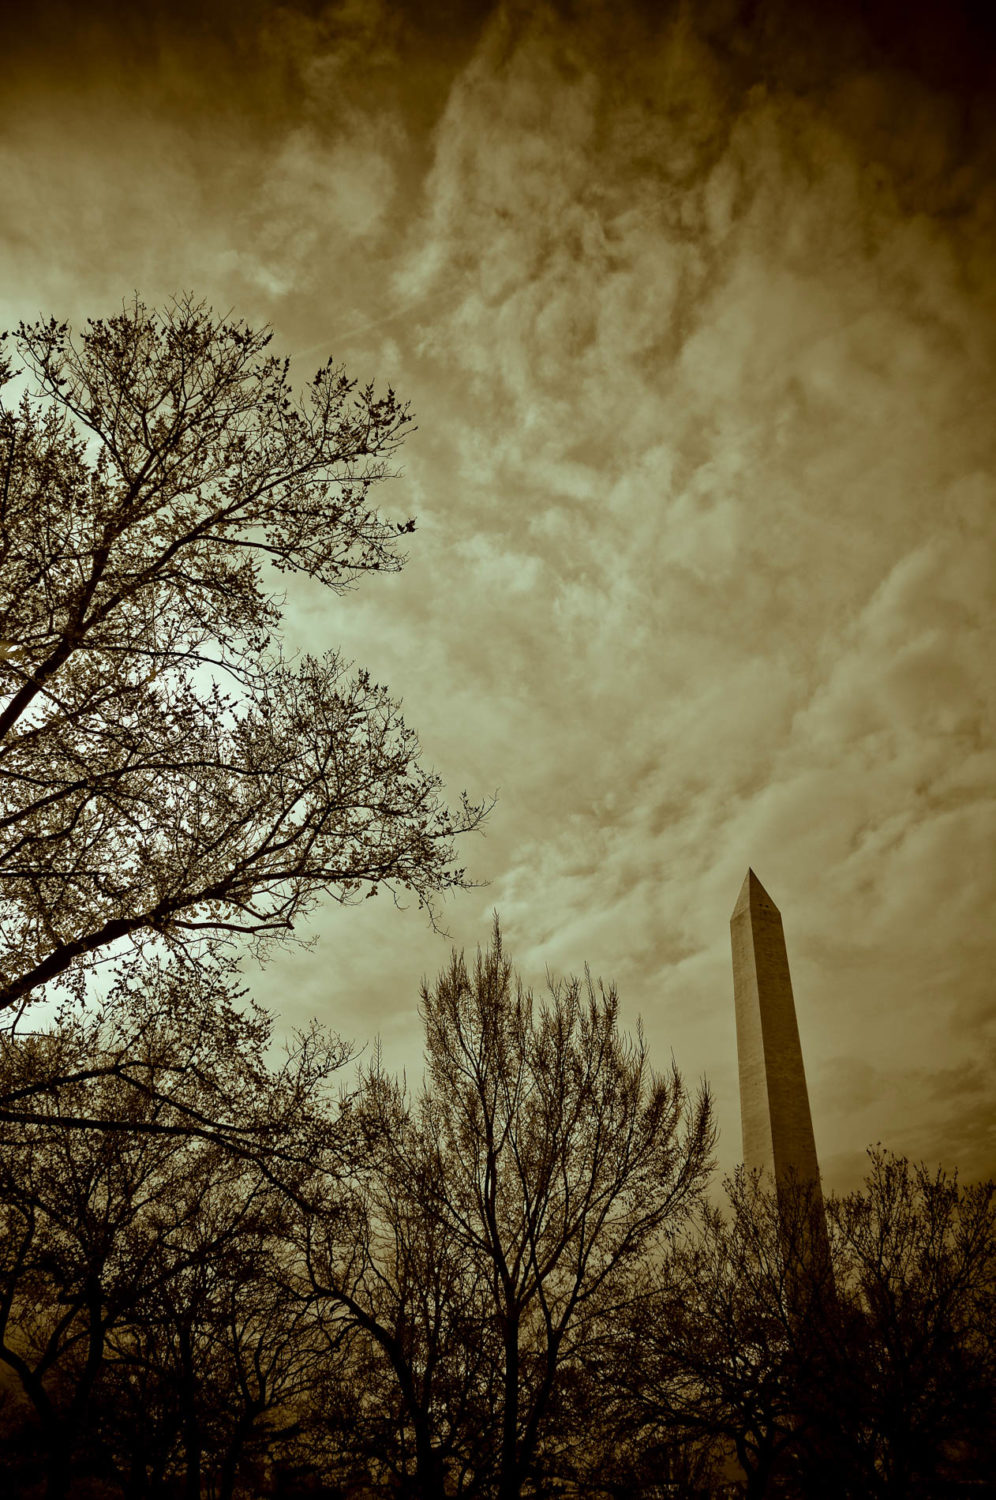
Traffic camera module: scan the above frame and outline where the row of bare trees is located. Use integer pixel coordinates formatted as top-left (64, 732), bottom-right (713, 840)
top-left (1, 932), bottom-right (993, 1500)
top-left (0, 930), bottom-right (713, 1499)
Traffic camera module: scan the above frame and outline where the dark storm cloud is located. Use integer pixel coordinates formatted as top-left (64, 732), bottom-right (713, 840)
top-left (7, 0), bottom-right (492, 123)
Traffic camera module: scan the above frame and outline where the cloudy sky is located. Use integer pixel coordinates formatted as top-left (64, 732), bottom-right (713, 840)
top-left (5, 0), bottom-right (994, 1187)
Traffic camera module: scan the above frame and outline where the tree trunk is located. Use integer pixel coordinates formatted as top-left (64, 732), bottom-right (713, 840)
top-left (124, 1442), bottom-right (148, 1500)
top-left (182, 1417), bottom-right (202, 1500)
top-left (176, 1319), bottom-right (202, 1500)
top-left (735, 1435), bottom-right (772, 1500)
top-left (43, 1428), bottom-right (73, 1500)
top-left (218, 1409), bottom-right (260, 1500)
top-left (498, 1312), bottom-right (521, 1500)
top-left (744, 1455), bottom-right (772, 1499)
top-left (412, 1409), bottom-right (446, 1500)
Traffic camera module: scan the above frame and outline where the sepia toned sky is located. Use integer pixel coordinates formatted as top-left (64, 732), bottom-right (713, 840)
top-left (4, 0), bottom-right (994, 1187)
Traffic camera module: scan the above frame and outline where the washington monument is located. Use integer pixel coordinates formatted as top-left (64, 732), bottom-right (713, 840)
top-left (730, 869), bottom-right (824, 1193)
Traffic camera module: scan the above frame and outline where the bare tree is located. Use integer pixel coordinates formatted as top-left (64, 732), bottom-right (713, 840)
top-left (0, 965), bottom-right (351, 1499)
top-left (305, 922), bottom-right (714, 1500)
top-left (303, 1119), bottom-right (500, 1499)
top-left (613, 1172), bottom-right (834, 1500)
top-left (0, 296), bottom-right (486, 1017)
top-left (617, 1154), bottom-right (996, 1500)
top-left (103, 1188), bottom-right (328, 1500)
top-left (0, 1087), bottom-right (225, 1499)
top-left (827, 1150), bottom-right (996, 1498)
top-left (0, 955), bottom-right (353, 1197)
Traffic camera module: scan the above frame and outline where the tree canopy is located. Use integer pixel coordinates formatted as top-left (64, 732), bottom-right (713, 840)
top-left (304, 924), bottom-right (715, 1500)
top-left (0, 296), bottom-right (485, 1018)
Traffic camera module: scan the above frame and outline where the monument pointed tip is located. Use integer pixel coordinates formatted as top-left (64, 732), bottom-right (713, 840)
top-left (731, 868), bottom-right (780, 920)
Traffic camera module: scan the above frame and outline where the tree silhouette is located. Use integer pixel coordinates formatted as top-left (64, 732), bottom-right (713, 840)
top-left (0, 296), bottom-right (486, 1019)
top-left (102, 1182), bottom-right (326, 1500)
top-left (613, 1155), bottom-right (996, 1499)
top-left (826, 1150), bottom-right (996, 1497)
top-left (304, 922), bottom-right (714, 1500)
top-left (302, 1106), bottom-right (500, 1498)
top-left (0, 955), bottom-right (353, 1198)
top-left (0, 967), bottom-right (351, 1499)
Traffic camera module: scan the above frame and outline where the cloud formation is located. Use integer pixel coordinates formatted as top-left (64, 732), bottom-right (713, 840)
top-left (3, 0), bottom-right (994, 1185)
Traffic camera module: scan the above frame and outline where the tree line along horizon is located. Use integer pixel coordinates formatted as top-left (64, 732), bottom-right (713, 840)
top-left (0, 297), bottom-right (992, 1500)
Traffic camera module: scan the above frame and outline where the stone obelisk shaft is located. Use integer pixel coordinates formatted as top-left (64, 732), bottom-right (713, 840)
top-left (730, 870), bottom-right (822, 1188)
